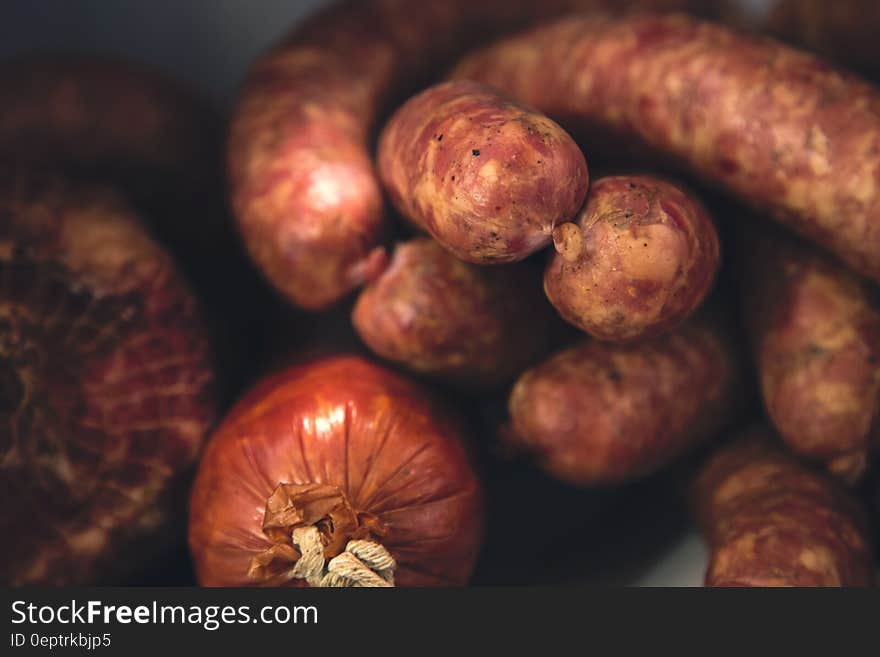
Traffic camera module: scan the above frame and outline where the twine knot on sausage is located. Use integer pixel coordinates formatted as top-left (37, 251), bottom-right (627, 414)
top-left (290, 525), bottom-right (395, 587)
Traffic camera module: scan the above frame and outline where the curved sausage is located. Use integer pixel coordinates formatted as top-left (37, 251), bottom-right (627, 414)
top-left (453, 12), bottom-right (880, 284)
top-left (229, 0), bottom-right (698, 309)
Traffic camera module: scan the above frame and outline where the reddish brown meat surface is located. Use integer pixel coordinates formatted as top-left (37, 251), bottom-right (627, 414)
top-left (507, 317), bottom-right (742, 485)
top-left (229, 1), bottom-right (699, 309)
top-left (692, 427), bottom-right (874, 587)
top-left (353, 238), bottom-right (561, 389)
top-left (0, 171), bottom-right (218, 585)
top-left (378, 81), bottom-right (588, 263)
top-left (739, 228), bottom-right (880, 484)
top-left (453, 12), bottom-right (880, 284)
top-left (189, 355), bottom-right (484, 587)
top-left (545, 175), bottom-right (718, 341)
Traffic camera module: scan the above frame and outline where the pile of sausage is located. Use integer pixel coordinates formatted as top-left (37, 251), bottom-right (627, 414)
top-left (3, 0), bottom-right (879, 587)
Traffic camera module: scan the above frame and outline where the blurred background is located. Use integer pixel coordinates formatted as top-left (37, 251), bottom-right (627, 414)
top-left (0, 0), bottom-right (773, 108)
top-left (2, 0), bottom-right (327, 108)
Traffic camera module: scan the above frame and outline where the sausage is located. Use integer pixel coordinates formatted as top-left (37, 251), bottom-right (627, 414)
top-left (452, 12), bottom-right (880, 285)
top-left (506, 316), bottom-right (743, 486)
top-left (228, 0), bottom-right (699, 310)
top-left (545, 175), bottom-right (719, 341)
top-left (0, 170), bottom-right (218, 584)
top-left (737, 226), bottom-right (880, 484)
top-left (353, 237), bottom-right (563, 389)
top-left (377, 81), bottom-right (588, 263)
top-left (691, 426), bottom-right (874, 587)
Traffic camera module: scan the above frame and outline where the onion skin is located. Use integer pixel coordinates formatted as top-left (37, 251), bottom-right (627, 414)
top-left (507, 317), bottom-right (742, 486)
top-left (0, 171), bottom-right (218, 585)
top-left (188, 355), bottom-right (484, 587)
top-left (353, 238), bottom-right (561, 390)
top-left (691, 427), bottom-right (874, 587)
top-left (545, 175), bottom-right (719, 342)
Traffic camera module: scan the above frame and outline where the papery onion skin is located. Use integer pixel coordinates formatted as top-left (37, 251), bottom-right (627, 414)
top-left (0, 170), bottom-right (218, 585)
top-left (188, 355), bottom-right (484, 587)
